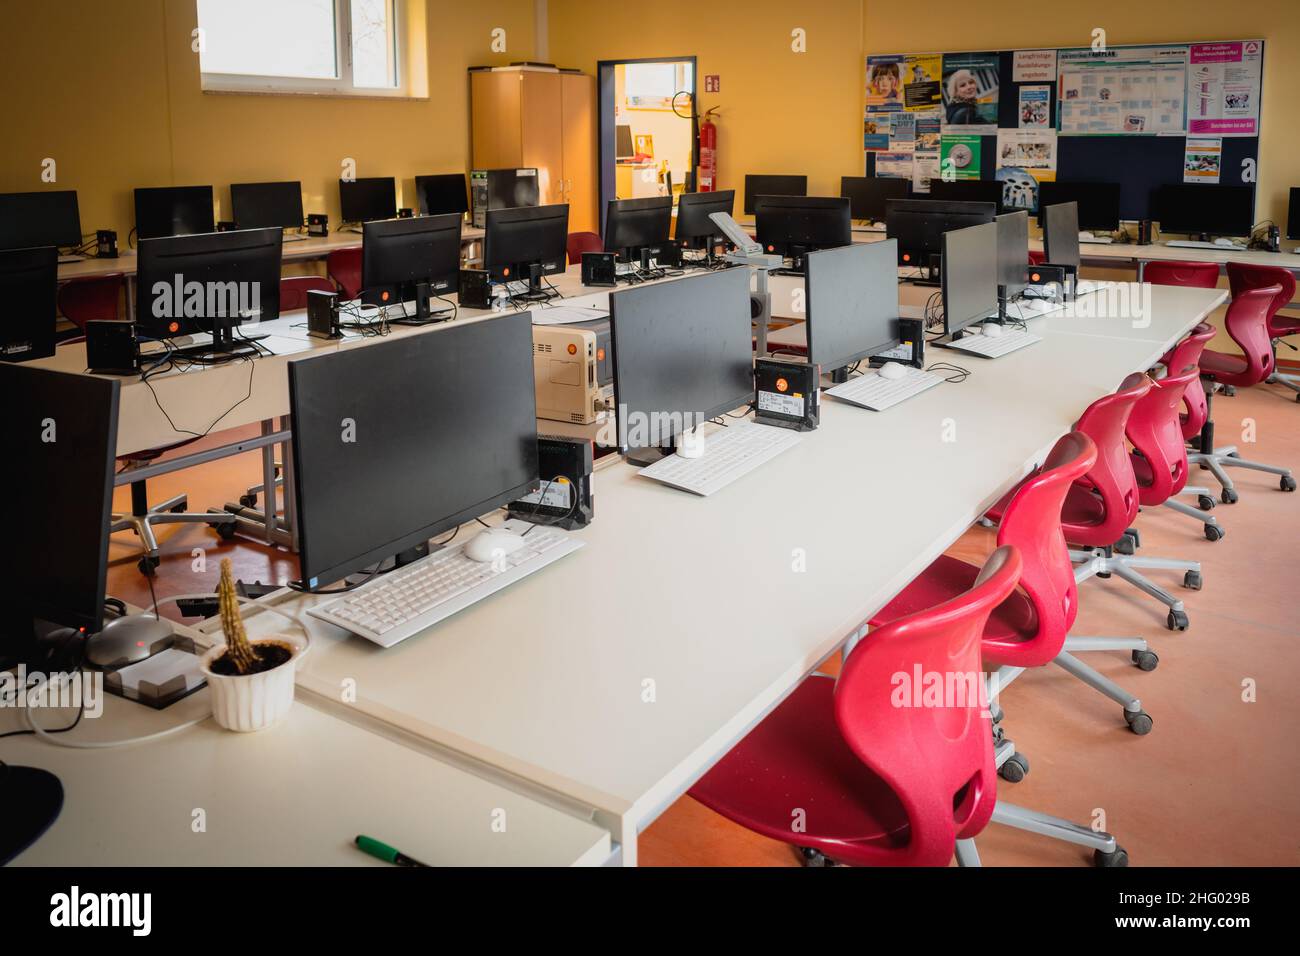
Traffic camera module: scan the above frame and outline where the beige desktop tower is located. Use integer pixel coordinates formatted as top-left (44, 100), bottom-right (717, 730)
top-left (533, 324), bottom-right (612, 425)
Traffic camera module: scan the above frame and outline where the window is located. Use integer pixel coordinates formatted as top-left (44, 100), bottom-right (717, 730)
top-left (624, 62), bottom-right (694, 111)
top-left (198, 0), bottom-right (403, 96)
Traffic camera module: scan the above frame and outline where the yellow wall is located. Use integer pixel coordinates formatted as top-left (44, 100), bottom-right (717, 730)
top-left (0, 0), bottom-right (536, 240)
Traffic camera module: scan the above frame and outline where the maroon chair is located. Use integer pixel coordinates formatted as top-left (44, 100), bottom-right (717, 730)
top-left (566, 231), bottom-right (602, 266)
top-left (1227, 261), bottom-right (1300, 400)
top-left (280, 275), bottom-right (337, 311)
top-left (326, 247), bottom-right (363, 300)
top-left (1143, 260), bottom-right (1220, 289)
top-left (1188, 283), bottom-right (1297, 500)
top-left (57, 274), bottom-right (125, 329)
top-left (690, 545), bottom-right (1128, 867)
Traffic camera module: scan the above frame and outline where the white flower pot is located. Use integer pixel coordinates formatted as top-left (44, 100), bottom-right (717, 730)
top-left (199, 635), bottom-right (308, 733)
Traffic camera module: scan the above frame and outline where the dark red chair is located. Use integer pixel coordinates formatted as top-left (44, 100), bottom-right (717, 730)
top-left (1142, 260), bottom-right (1220, 289)
top-left (1227, 261), bottom-right (1300, 401)
top-left (1153, 323), bottom-right (1226, 526)
top-left (57, 274), bottom-right (125, 330)
top-left (326, 247), bottom-right (363, 300)
top-left (872, 432), bottom-right (1152, 736)
top-left (690, 545), bottom-right (1128, 867)
top-left (1028, 250), bottom-right (1046, 267)
top-left (279, 275), bottom-right (337, 311)
top-left (566, 231), bottom-right (602, 266)
top-left (1188, 284), bottom-right (1297, 500)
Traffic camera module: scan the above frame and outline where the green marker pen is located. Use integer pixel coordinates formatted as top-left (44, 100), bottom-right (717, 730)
top-left (355, 834), bottom-right (430, 867)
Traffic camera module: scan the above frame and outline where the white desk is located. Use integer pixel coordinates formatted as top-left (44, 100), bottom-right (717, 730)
top-left (209, 283), bottom-right (1226, 864)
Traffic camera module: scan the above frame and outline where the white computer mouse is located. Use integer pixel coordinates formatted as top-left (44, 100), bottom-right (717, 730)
top-left (676, 427), bottom-right (707, 459)
top-left (464, 529), bottom-right (527, 563)
top-left (1213, 237), bottom-right (1236, 247)
top-left (981, 322), bottom-right (1004, 338)
top-left (877, 362), bottom-right (908, 380)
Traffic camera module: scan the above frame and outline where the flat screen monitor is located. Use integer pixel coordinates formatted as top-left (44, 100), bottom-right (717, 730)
top-left (135, 227), bottom-right (283, 339)
top-left (339, 177), bottom-right (398, 223)
top-left (1153, 184), bottom-right (1255, 238)
top-left (609, 267), bottom-right (753, 454)
top-left (743, 174), bottom-right (807, 215)
top-left (805, 240), bottom-right (901, 373)
top-left (615, 125), bottom-right (635, 161)
top-left (483, 204), bottom-right (569, 283)
top-left (1, 365), bottom-right (119, 650)
top-left (674, 190), bottom-right (735, 248)
top-left (754, 196), bottom-right (851, 259)
top-left (1037, 181), bottom-right (1121, 232)
top-left (839, 176), bottom-right (908, 222)
top-left (941, 221), bottom-right (999, 336)
top-left (0, 246), bottom-right (57, 362)
top-left (885, 198), bottom-right (997, 268)
top-left (604, 197), bottom-right (673, 261)
top-left (0, 191), bottom-right (82, 250)
top-left (415, 174), bottom-right (470, 217)
top-left (995, 210), bottom-right (1029, 301)
top-left (134, 186), bottom-right (215, 240)
top-left (230, 181), bottom-right (305, 231)
top-left (927, 180), bottom-right (1004, 210)
top-left (1042, 201), bottom-right (1081, 270)
top-left (1288, 187), bottom-right (1300, 241)
top-left (288, 313), bottom-right (539, 587)
top-left (361, 213), bottom-right (462, 305)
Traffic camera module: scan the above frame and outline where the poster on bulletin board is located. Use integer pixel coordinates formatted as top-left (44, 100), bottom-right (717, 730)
top-left (941, 52), bottom-right (1000, 133)
top-left (1057, 44), bottom-right (1189, 135)
top-left (1186, 41), bottom-right (1262, 136)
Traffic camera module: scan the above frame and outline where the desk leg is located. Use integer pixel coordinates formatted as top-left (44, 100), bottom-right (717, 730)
top-left (260, 421), bottom-right (279, 546)
top-left (279, 414), bottom-right (298, 552)
top-left (125, 274), bottom-right (136, 319)
top-left (1136, 260), bottom-right (1146, 283)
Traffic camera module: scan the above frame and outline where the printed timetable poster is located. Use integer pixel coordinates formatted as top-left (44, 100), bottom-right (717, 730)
top-left (1187, 40), bottom-right (1263, 137)
top-left (1057, 44), bottom-right (1189, 135)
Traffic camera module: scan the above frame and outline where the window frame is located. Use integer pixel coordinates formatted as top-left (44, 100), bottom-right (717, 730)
top-left (199, 0), bottom-right (407, 98)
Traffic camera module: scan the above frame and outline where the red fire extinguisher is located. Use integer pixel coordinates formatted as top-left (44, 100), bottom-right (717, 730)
top-left (698, 108), bottom-right (719, 193)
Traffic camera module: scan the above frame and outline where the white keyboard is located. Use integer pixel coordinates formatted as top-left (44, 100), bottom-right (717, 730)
top-left (1166, 240), bottom-right (1239, 250)
top-left (307, 523), bottom-right (582, 647)
top-left (946, 329), bottom-right (1042, 358)
top-left (1006, 298), bottom-right (1061, 319)
top-left (1076, 280), bottom-right (1104, 296)
top-left (825, 367), bottom-right (943, 410)
top-left (1080, 235), bottom-right (1114, 244)
top-left (637, 420), bottom-right (802, 497)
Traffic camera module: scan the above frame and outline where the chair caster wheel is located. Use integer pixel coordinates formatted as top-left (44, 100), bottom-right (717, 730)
top-left (1197, 494), bottom-right (1216, 511)
top-left (1183, 570), bottom-right (1202, 590)
top-left (1223, 386), bottom-right (1236, 397)
top-left (1132, 649), bottom-right (1159, 671)
top-left (1204, 524), bottom-right (1224, 542)
top-left (1282, 476), bottom-right (1297, 493)
top-left (1125, 711), bottom-right (1153, 735)
top-left (1294, 392), bottom-right (1300, 404)
top-left (137, 555), bottom-right (161, 576)
top-left (998, 752), bottom-right (1030, 783)
top-left (1094, 845), bottom-right (1130, 867)
top-left (239, 493), bottom-right (258, 508)
top-left (1113, 537), bottom-right (1135, 556)
top-left (796, 846), bottom-right (834, 867)
top-left (1097, 570), bottom-right (1111, 579)
top-left (169, 503), bottom-right (187, 514)
top-left (1221, 488), bottom-right (1239, 504)
top-left (212, 521), bottom-right (237, 541)
top-left (1167, 610), bottom-right (1189, 631)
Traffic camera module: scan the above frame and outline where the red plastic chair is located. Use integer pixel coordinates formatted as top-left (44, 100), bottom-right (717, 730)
top-left (326, 247), bottom-right (362, 300)
top-left (57, 274), bottom-right (124, 330)
top-left (566, 231), bottom-right (602, 266)
top-left (279, 275), bottom-right (337, 311)
top-left (1164, 322), bottom-right (1217, 442)
top-left (1188, 284), bottom-right (1297, 499)
top-left (1143, 260), bottom-right (1220, 289)
top-left (1228, 261), bottom-right (1300, 400)
top-left (1028, 250), bottom-right (1046, 266)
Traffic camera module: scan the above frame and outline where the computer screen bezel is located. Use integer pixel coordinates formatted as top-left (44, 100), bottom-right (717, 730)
top-left (753, 195), bottom-right (852, 258)
top-left (603, 196), bottom-right (673, 259)
top-left (805, 239), bottom-right (902, 371)
top-left (415, 174), bottom-right (470, 217)
top-left (1153, 184), bottom-right (1255, 238)
top-left (995, 210), bottom-right (1030, 301)
top-left (743, 174), bottom-right (808, 216)
top-left (885, 198), bottom-right (998, 267)
top-left (0, 190), bottom-right (83, 250)
top-left (1042, 201), bottom-right (1082, 270)
top-left (674, 190), bottom-right (736, 247)
top-left (230, 181), bottom-right (305, 231)
top-left (839, 176), bottom-right (908, 222)
top-left (1036, 181), bottom-right (1121, 232)
top-left (133, 185), bottom-right (216, 241)
top-left (941, 221), bottom-right (999, 336)
top-left (361, 213), bottom-right (463, 302)
top-left (483, 203), bottom-right (570, 282)
top-left (339, 177), bottom-right (398, 224)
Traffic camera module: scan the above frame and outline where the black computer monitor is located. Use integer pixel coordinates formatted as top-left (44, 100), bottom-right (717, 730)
top-left (886, 198), bottom-right (997, 273)
top-left (478, 169), bottom-right (541, 212)
top-left (230, 181), bottom-right (305, 231)
top-left (754, 196), bottom-right (851, 261)
top-left (135, 228), bottom-right (283, 349)
top-left (0, 191), bottom-right (82, 251)
top-left (361, 214), bottom-right (461, 316)
top-left (927, 180), bottom-right (1004, 210)
top-left (996, 210), bottom-right (1029, 305)
top-left (674, 190), bottom-right (735, 250)
top-left (1, 364), bottom-right (119, 661)
top-left (1037, 181), bottom-right (1120, 232)
top-left (0, 246), bottom-right (57, 362)
top-left (134, 186), bottom-right (215, 240)
top-left (483, 204), bottom-right (569, 290)
top-left (805, 240), bottom-right (901, 377)
top-left (1042, 202), bottom-right (1081, 271)
top-left (604, 197), bottom-right (673, 262)
top-left (339, 177), bottom-right (398, 224)
top-left (609, 267), bottom-right (753, 460)
top-left (1289, 187), bottom-right (1300, 241)
top-left (1154, 184), bottom-right (1255, 239)
top-left (288, 313), bottom-right (539, 587)
top-left (615, 125), bottom-right (635, 162)
top-left (744, 174), bottom-right (807, 216)
top-left (415, 174), bottom-right (470, 217)
top-left (942, 221), bottom-right (999, 337)
top-left (839, 176), bottom-right (908, 223)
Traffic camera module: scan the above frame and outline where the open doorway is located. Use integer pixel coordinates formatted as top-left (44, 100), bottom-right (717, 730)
top-left (596, 57), bottom-right (698, 234)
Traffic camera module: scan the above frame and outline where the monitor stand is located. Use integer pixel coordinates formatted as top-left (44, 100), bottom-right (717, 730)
top-left (509, 265), bottom-right (559, 303)
top-left (0, 764), bottom-right (63, 865)
top-left (908, 254), bottom-right (942, 287)
top-left (173, 320), bottom-right (269, 360)
top-left (388, 283), bottom-right (453, 326)
top-left (829, 366), bottom-right (851, 385)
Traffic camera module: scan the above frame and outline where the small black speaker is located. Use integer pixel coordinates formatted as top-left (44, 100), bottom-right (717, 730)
top-left (582, 252), bottom-right (616, 287)
top-left (85, 320), bottom-right (138, 375)
top-left (306, 290), bottom-right (341, 338)
top-left (656, 243), bottom-right (682, 269)
top-left (458, 268), bottom-right (491, 309)
top-left (307, 213), bottom-right (328, 237)
top-left (507, 435), bottom-right (595, 529)
top-left (96, 229), bottom-right (118, 259)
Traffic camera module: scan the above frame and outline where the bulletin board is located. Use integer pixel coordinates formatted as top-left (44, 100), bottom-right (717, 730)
top-left (863, 40), bottom-right (1264, 223)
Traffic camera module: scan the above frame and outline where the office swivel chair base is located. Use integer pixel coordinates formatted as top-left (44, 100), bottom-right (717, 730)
top-left (1163, 491), bottom-right (1226, 540)
top-left (1071, 548), bottom-right (1198, 630)
top-left (111, 492), bottom-right (239, 575)
top-left (1267, 370), bottom-right (1300, 399)
top-left (992, 645), bottom-right (1153, 737)
top-left (1188, 445), bottom-right (1297, 502)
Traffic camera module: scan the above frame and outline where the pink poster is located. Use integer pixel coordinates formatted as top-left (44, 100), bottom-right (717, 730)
top-left (1187, 41), bottom-right (1262, 137)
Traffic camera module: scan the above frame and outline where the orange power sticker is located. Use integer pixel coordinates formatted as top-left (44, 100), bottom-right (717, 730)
top-left (775, 377), bottom-right (789, 393)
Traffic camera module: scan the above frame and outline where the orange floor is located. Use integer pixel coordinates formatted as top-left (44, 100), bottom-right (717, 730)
top-left (106, 381), bottom-right (1300, 866)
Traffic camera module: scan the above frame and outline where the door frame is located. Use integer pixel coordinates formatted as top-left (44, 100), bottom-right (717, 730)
top-left (596, 56), bottom-right (698, 235)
